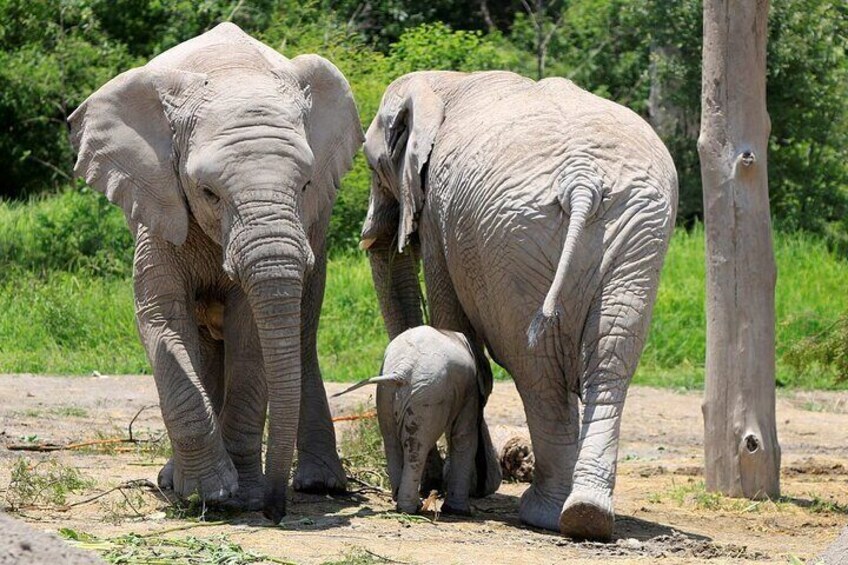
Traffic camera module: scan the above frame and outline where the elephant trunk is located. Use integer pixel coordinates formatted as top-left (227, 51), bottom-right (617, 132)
top-left (225, 193), bottom-right (312, 524)
top-left (367, 242), bottom-right (423, 340)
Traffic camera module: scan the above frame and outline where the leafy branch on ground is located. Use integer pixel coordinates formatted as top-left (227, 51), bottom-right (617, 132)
top-left (60, 528), bottom-right (295, 565)
top-left (4, 457), bottom-right (94, 510)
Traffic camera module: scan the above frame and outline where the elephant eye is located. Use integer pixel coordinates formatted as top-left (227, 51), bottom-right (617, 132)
top-left (302, 181), bottom-right (311, 193)
top-left (201, 186), bottom-right (220, 204)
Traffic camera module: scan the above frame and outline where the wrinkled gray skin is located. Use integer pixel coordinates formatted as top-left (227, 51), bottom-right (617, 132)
top-left (361, 71), bottom-right (677, 540)
top-left (337, 326), bottom-right (501, 515)
top-left (68, 23), bottom-right (363, 523)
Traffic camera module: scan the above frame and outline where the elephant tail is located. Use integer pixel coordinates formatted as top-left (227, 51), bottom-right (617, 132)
top-left (331, 373), bottom-right (406, 398)
top-left (527, 164), bottom-right (603, 348)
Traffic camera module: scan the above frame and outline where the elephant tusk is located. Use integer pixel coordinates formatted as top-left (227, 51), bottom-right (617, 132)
top-left (359, 237), bottom-right (377, 251)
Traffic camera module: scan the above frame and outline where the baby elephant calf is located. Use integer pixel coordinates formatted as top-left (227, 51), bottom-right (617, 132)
top-left (336, 326), bottom-right (501, 514)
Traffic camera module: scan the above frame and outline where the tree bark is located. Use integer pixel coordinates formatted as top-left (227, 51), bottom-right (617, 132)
top-left (698, 0), bottom-right (780, 499)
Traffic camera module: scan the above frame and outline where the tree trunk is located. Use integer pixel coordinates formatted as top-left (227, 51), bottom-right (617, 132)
top-left (698, 0), bottom-right (780, 499)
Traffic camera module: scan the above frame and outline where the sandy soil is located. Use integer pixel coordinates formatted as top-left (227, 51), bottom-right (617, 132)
top-left (1, 374), bottom-right (847, 564)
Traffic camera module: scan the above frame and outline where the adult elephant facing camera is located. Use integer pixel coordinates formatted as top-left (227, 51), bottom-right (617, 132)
top-left (361, 71), bottom-right (677, 540)
top-left (69, 23), bottom-right (363, 523)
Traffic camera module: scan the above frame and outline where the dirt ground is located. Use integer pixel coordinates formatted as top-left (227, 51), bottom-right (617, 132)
top-left (1, 374), bottom-right (847, 564)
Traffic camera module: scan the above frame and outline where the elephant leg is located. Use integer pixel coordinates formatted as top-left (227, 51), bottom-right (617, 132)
top-left (442, 403), bottom-right (478, 516)
top-left (376, 385), bottom-right (403, 499)
top-left (135, 260), bottom-right (236, 503)
top-left (419, 240), bottom-right (485, 493)
top-left (397, 432), bottom-right (436, 514)
top-left (199, 332), bottom-right (226, 415)
top-left (517, 370), bottom-right (580, 532)
top-left (292, 241), bottom-right (347, 494)
top-left (218, 288), bottom-right (266, 511)
top-left (158, 329), bottom-right (224, 490)
top-left (560, 255), bottom-right (660, 541)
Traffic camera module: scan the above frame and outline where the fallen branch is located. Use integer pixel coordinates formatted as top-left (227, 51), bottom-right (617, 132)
top-left (68, 479), bottom-right (156, 508)
top-left (332, 411), bottom-right (376, 423)
top-left (6, 404), bottom-right (162, 452)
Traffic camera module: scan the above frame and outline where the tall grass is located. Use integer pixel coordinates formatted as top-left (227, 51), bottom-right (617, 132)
top-left (636, 226), bottom-right (848, 388)
top-left (2, 190), bottom-right (848, 388)
top-left (0, 254), bottom-right (385, 379)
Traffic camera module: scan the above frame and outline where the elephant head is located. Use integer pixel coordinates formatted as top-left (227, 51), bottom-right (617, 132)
top-left (69, 52), bottom-right (362, 522)
top-left (360, 75), bottom-right (449, 339)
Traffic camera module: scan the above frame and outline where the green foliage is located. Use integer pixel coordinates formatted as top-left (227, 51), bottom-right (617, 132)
top-left (61, 529), bottom-right (295, 565)
top-left (784, 315), bottom-right (848, 385)
top-left (388, 22), bottom-right (519, 75)
top-left (338, 406), bottom-right (389, 490)
top-left (4, 187), bottom-right (848, 391)
top-left (0, 185), bottom-right (133, 278)
top-left (0, 0), bottom-right (141, 198)
top-left (0, 271), bottom-right (144, 373)
top-left (636, 224), bottom-right (848, 389)
top-left (767, 0), bottom-right (848, 245)
top-left (89, 0), bottom-right (276, 56)
top-left (5, 457), bottom-right (94, 509)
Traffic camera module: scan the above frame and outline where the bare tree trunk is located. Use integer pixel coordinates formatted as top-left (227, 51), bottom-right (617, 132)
top-left (698, 0), bottom-right (780, 499)
top-left (479, 0), bottom-right (496, 32)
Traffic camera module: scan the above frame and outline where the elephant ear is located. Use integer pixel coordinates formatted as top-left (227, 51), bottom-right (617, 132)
top-left (290, 55), bottom-right (364, 203)
top-left (363, 77), bottom-right (445, 253)
top-left (68, 66), bottom-right (207, 245)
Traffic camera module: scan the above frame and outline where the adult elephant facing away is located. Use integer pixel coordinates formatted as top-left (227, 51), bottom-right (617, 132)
top-left (69, 23), bottom-right (363, 523)
top-left (361, 71), bottom-right (677, 540)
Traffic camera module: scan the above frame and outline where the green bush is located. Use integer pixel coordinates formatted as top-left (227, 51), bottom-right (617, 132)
top-left (0, 185), bottom-right (133, 279)
top-left (0, 0), bottom-right (141, 199)
top-left (387, 22), bottom-right (520, 75)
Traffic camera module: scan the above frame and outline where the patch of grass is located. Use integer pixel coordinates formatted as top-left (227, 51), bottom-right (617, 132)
top-left (53, 406), bottom-right (89, 418)
top-left (806, 493), bottom-right (848, 514)
top-left (800, 400), bottom-right (827, 413)
top-left (60, 529), bottom-right (295, 565)
top-left (4, 457), bottom-right (94, 510)
top-left (338, 408), bottom-right (389, 490)
top-left (657, 481), bottom-right (848, 517)
top-left (635, 225), bottom-right (848, 389)
top-left (322, 548), bottom-right (407, 564)
top-left (660, 480), bottom-right (788, 513)
top-left (17, 406), bottom-right (89, 419)
top-left (318, 254), bottom-right (387, 383)
top-left (0, 271), bottom-right (146, 374)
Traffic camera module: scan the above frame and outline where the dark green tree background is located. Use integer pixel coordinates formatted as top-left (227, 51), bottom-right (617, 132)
top-left (0, 0), bottom-right (845, 252)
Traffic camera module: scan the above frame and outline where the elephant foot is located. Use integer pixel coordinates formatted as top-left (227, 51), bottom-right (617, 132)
top-left (396, 499), bottom-right (422, 515)
top-left (172, 455), bottom-right (239, 504)
top-left (221, 478), bottom-right (265, 512)
top-left (519, 484), bottom-right (569, 531)
top-left (292, 453), bottom-right (347, 494)
top-left (559, 488), bottom-right (614, 542)
top-left (440, 499), bottom-right (471, 516)
top-left (157, 458), bottom-right (175, 490)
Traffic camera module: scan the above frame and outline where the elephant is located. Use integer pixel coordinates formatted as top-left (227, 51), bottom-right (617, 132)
top-left (334, 325), bottom-right (502, 515)
top-left (360, 71), bottom-right (677, 540)
top-left (68, 23), bottom-right (363, 523)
